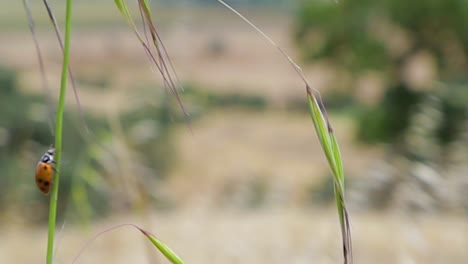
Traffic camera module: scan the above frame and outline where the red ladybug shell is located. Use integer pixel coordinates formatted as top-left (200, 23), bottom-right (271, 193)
top-left (35, 147), bottom-right (55, 195)
top-left (35, 162), bottom-right (53, 194)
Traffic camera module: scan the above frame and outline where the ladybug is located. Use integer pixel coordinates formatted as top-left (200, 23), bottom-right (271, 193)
top-left (35, 147), bottom-right (56, 194)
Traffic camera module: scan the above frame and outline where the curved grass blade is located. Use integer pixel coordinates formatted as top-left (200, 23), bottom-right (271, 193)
top-left (41, 0), bottom-right (89, 135)
top-left (72, 224), bottom-right (185, 264)
top-left (114, 0), bottom-right (190, 126)
top-left (216, 1), bottom-right (353, 262)
top-left (137, 0), bottom-right (182, 89)
top-left (23, 0), bottom-right (56, 136)
top-left (307, 93), bottom-right (335, 169)
top-left (139, 228), bottom-right (185, 264)
top-left (40, 0), bottom-right (129, 167)
top-left (330, 132), bottom-right (344, 189)
top-left (307, 89), bottom-right (351, 263)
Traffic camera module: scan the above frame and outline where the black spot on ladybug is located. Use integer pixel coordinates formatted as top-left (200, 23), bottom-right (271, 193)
top-left (43, 165), bottom-right (48, 170)
top-left (44, 181), bottom-right (50, 186)
top-left (37, 178), bottom-right (43, 183)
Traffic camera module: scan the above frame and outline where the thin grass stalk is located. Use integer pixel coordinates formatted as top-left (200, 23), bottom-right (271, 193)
top-left (72, 224), bottom-right (185, 264)
top-left (42, 0), bottom-right (89, 134)
top-left (307, 90), bottom-right (352, 263)
top-left (46, 0), bottom-right (72, 262)
top-left (23, 0), bottom-right (56, 135)
top-left (214, 2), bottom-right (353, 262)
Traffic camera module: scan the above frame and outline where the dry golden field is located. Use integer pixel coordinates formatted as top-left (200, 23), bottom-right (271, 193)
top-left (2, 209), bottom-right (466, 264)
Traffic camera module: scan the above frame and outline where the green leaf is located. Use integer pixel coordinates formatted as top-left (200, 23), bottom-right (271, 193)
top-left (71, 224), bottom-right (185, 263)
top-left (139, 229), bottom-right (185, 264)
top-left (114, 0), bottom-right (129, 19)
top-left (114, 0), bottom-right (125, 15)
top-left (308, 92), bottom-right (352, 263)
top-left (306, 93), bottom-right (339, 178)
top-left (114, 0), bottom-right (134, 26)
top-left (330, 132), bottom-right (344, 189)
top-left (140, 0), bottom-right (152, 20)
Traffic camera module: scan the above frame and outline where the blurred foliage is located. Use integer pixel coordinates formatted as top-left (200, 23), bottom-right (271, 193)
top-left (296, 0), bottom-right (468, 76)
top-left (120, 93), bottom-right (177, 179)
top-left (183, 85), bottom-right (268, 112)
top-left (295, 0), bottom-right (468, 148)
top-left (0, 65), bottom-right (86, 222)
top-left (0, 66), bottom-right (183, 223)
top-left (296, 1), bottom-right (468, 213)
top-left (306, 175), bottom-right (335, 206)
top-left (0, 66), bottom-right (276, 223)
top-left (76, 74), bottom-right (111, 90)
top-left (356, 84), bottom-right (422, 144)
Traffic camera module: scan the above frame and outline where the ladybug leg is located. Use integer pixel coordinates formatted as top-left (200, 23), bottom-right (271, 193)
top-left (51, 166), bottom-right (59, 174)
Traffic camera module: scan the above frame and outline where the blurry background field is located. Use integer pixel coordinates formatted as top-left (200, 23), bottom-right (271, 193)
top-left (0, 0), bottom-right (467, 263)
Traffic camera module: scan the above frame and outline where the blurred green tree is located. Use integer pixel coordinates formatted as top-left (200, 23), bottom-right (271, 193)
top-left (295, 0), bottom-right (468, 148)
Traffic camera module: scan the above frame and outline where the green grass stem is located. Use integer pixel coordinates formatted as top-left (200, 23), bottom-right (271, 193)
top-left (46, 0), bottom-right (72, 262)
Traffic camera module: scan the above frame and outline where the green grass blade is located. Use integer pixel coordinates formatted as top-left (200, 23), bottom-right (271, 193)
top-left (333, 184), bottom-right (346, 258)
top-left (215, 1), bottom-right (353, 261)
top-left (114, 0), bottom-right (190, 125)
top-left (307, 91), bottom-right (352, 263)
top-left (72, 224), bottom-right (185, 264)
top-left (334, 183), bottom-right (345, 233)
top-left (46, 0), bottom-right (72, 263)
top-left (139, 228), bottom-right (185, 264)
top-left (306, 93), bottom-right (339, 177)
top-left (140, 0), bottom-right (152, 20)
top-left (42, 0), bottom-right (90, 135)
top-left (114, 0), bottom-right (143, 41)
top-left (114, 0), bottom-right (131, 23)
top-left (334, 183), bottom-right (353, 263)
top-left (330, 132), bottom-right (345, 189)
